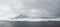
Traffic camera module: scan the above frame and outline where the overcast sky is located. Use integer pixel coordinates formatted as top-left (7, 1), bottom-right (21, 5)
top-left (0, 0), bottom-right (60, 21)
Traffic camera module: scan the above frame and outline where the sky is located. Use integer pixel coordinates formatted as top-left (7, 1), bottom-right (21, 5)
top-left (0, 0), bottom-right (60, 21)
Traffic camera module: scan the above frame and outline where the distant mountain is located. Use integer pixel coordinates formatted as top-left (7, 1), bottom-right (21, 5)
top-left (11, 15), bottom-right (28, 19)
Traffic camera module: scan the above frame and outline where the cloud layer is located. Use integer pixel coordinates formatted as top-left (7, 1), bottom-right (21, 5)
top-left (0, 0), bottom-right (60, 20)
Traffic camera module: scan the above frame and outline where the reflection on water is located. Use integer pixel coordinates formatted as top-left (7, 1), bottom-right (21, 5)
top-left (0, 21), bottom-right (60, 27)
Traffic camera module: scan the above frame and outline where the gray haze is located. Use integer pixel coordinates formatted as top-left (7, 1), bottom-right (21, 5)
top-left (0, 0), bottom-right (60, 19)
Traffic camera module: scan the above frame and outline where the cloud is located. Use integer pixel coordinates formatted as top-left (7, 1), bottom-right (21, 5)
top-left (21, 0), bottom-right (60, 18)
top-left (0, 0), bottom-right (60, 20)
